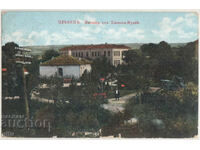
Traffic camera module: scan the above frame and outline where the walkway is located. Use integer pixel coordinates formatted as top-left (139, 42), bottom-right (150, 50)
top-left (102, 93), bottom-right (136, 113)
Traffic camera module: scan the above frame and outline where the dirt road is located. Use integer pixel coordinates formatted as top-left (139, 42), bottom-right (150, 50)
top-left (102, 93), bottom-right (136, 113)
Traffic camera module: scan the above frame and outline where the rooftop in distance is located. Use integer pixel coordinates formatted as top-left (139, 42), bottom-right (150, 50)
top-left (40, 55), bottom-right (92, 66)
top-left (59, 44), bottom-right (131, 51)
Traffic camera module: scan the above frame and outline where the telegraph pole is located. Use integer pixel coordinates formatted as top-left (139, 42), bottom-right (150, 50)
top-left (22, 65), bottom-right (30, 128)
top-left (15, 47), bottom-right (32, 130)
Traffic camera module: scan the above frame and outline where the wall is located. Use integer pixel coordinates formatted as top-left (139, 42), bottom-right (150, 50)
top-left (70, 48), bottom-right (113, 62)
top-left (80, 64), bottom-right (92, 76)
top-left (112, 48), bottom-right (129, 66)
top-left (40, 65), bottom-right (80, 78)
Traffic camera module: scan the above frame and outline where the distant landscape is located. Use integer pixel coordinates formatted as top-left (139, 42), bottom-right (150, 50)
top-left (23, 42), bottom-right (187, 55)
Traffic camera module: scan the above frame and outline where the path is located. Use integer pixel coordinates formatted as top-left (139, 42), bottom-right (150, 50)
top-left (31, 90), bottom-right (137, 112)
top-left (31, 92), bottom-right (55, 104)
top-left (102, 93), bottom-right (136, 113)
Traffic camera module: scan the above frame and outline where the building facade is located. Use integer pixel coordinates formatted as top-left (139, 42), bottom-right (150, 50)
top-left (59, 44), bottom-right (130, 66)
top-left (40, 55), bottom-right (91, 78)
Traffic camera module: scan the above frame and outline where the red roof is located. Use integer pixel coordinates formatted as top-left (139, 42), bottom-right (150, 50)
top-left (60, 44), bottom-right (130, 51)
top-left (40, 55), bottom-right (92, 66)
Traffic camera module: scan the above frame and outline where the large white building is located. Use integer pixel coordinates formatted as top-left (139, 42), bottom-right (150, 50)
top-left (40, 55), bottom-right (91, 78)
top-left (59, 44), bottom-right (130, 66)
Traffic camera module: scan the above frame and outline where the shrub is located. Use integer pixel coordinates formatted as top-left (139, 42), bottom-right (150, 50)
top-left (124, 82), bottom-right (198, 137)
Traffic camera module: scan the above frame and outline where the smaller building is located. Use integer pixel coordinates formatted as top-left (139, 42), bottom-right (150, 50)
top-left (40, 55), bottom-right (91, 78)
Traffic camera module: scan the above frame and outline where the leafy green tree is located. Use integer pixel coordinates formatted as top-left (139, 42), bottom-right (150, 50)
top-left (140, 41), bottom-right (176, 82)
top-left (2, 42), bottom-right (22, 97)
top-left (174, 40), bottom-right (198, 83)
top-left (2, 42), bottom-right (19, 60)
top-left (91, 56), bottom-right (115, 80)
top-left (141, 41), bottom-right (173, 60)
top-left (141, 43), bottom-right (158, 58)
top-left (42, 50), bottom-right (59, 62)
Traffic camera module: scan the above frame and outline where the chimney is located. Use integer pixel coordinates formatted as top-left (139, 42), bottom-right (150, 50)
top-left (68, 50), bottom-right (72, 56)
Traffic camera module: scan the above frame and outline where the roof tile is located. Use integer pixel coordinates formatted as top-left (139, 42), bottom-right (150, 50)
top-left (60, 44), bottom-right (130, 51)
top-left (40, 55), bottom-right (91, 66)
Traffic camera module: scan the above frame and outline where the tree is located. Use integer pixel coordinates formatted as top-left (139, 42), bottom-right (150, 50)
top-left (2, 42), bottom-right (19, 60)
top-left (123, 50), bottom-right (142, 66)
top-left (91, 57), bottom-right (115, 80)
top-left (141, 41), bottom-right (173, 59)
top-left (2, 42), bottom-right (22, 97)
top-left (140, 41), bottom-right (176, 82)
top-left (42, 50), bottom-right (59, 62)
top-left (173, 40), bottom-right (198, 83)
top-left (141, 43), bottom-right (158, 58)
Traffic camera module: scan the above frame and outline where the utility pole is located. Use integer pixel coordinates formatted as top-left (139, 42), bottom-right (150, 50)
top-left (100, 78), bottom-right (105, 92)
top-left (15, 47), bottom-right (32, 130)
top-left (22, 65), bottom-right (30, 128)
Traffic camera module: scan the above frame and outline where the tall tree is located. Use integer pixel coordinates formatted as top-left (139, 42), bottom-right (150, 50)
top-left (2, 42), bottom-right (22, 97)
top-left (91, 57), bottom-right (114, 80)
top-left (42, 50), bottom-right (59, 62)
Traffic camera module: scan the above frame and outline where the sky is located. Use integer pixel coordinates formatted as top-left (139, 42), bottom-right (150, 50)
top-left (1, 11), bottom-right (199, 46)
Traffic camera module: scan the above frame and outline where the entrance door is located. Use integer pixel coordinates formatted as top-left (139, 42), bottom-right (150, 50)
top-left (58, 68), bottom-right (63, 77)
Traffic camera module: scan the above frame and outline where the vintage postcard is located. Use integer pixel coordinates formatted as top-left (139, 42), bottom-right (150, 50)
top-left (1, 10), bottom-right (199, 138)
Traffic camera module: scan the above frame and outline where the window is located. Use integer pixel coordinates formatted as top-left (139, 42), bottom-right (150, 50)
top-left (75, 52), bottom-right (78, 57)
top-left (114, 60), bottom-right (120, 66)
top-left (98, 51), bottom-right (100, 56)
top-left (86, 52), bottom-right (89, 57)
top-left (79, 52), bottom-right (81, 57)
top-left (114, 51), bottom-right (120, 56)
top-left (92, 52), bottom-right (94, 56)
top-left (58, 68), bottom-right (63, 77)
top-left (104, 51), bottom-right (106, 56)
top-left (108, 51), bottom-right (111, 56)
top-left (81, 52), bottom-right (83, 57)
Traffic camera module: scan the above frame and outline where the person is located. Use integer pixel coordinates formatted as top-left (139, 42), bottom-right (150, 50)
top-left (115, 89), bottom-right (120, 100)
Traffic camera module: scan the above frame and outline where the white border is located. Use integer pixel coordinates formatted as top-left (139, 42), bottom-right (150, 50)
top-left (0, 6), bottom-right (200, 150)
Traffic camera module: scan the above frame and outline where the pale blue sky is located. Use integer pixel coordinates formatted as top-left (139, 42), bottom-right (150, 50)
top-left (2, 11), bottom-right (199, 46)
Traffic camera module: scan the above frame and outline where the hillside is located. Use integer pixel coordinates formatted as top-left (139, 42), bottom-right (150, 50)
top-left (23, 43), bottom-right (187, 56)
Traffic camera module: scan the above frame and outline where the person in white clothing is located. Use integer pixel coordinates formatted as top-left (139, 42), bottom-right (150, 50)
top-left (115, 89), bottom-right (120, 100)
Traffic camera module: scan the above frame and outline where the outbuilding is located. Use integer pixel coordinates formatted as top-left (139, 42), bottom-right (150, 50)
top-left (40, 55), bottom-right (91, 78)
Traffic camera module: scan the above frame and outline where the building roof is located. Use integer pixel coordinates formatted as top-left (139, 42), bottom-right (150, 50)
top-left (40, 55), bottom-right (92, 66)
top-left (60, 44), bottom-right (130, 51)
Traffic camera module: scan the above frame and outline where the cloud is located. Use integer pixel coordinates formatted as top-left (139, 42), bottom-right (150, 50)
top-left (152, 17), bottom-right (173, 38)
top-left (2, 13), bottom-right (148, 45)
top-left (28, 30), bottom-right (69, 45)
top-left (63, 28), bottom-right (97, 41)
top-left (175, 28), bottom-right (196, 39)
top-left (184, 13), bottom-right (198, 27)
top-left (105, 27), bottom-right (128, 39)
top-left (105, 27), bottom-right (145, 40)
top-left (45, 32), bottom-right (69, 45)
top-left (3, 30), bottom-right (34, 45)
top-left (127, 29), bottom-right (145, 39)
top-left (3, 26), bottom-right (146, 46)
top-left (84, 15), bottom-right (96, 22)
top-left (78, 15), bottom-right (97, 24)
top-left (152, 13), bottom-right (198, 40)
top-left (3, 30), bottom-right (69, 46)
top-left (81, 26), bottom-right (101, 34)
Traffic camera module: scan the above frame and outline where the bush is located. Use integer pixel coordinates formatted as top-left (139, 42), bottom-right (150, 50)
top-left (124, 82), bottom-right (198, 138)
